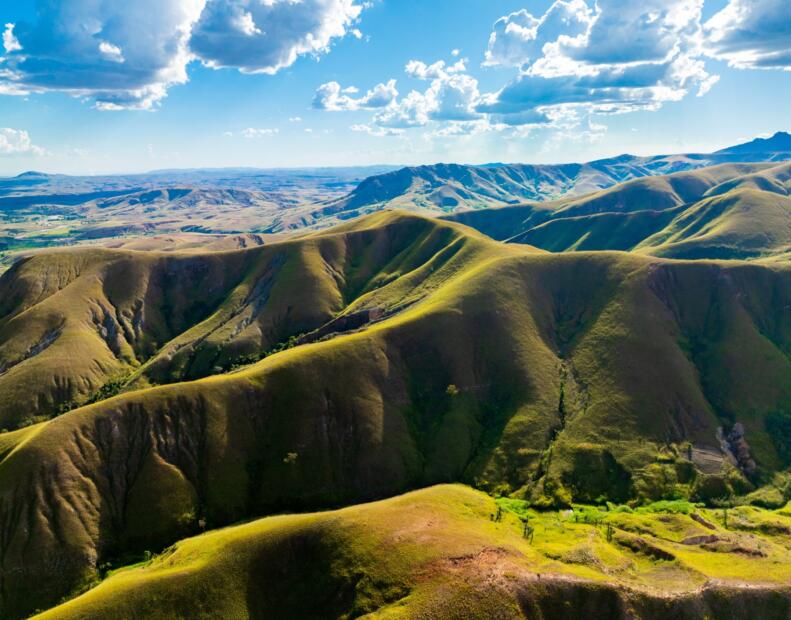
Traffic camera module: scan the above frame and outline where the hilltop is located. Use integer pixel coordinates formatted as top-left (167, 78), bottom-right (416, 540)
top-left (319, 133), bottom-right (791, 219)
top-left (446, 162), bottom-right (791, 262)
top-left (34, 485), bottom-right (791, 619)
top-left (1, 134), bottom-right (788, 272)
top-left (0, 211), bottom-right (789, 616)
top-left (716, 132), bottom-right (791, 155)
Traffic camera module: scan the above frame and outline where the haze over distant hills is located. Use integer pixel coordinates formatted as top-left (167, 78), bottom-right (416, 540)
top-left (320, 132), bottom-right (791, 221)
top-left (0, 134), bottom-right (788, 270)
top-left (0, 136), bottom-right (790, 618)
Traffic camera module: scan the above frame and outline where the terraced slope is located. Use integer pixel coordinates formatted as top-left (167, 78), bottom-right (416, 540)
top-left (35, 485), bottom-right (791, 620)
top-left (445, 162), bottom-right (791, 261)
top-left (0, 212), bottom-right (789, 616)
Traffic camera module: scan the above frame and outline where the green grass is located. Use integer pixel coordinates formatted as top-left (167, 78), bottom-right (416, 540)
top-left (446, 161), bottom-right (791, 263)
top-left (34, 484), bottom-right (791, 620)
top-left (0, 210), bottom-right (789, 617)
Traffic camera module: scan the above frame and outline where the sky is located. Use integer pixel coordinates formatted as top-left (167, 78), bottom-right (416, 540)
top-left (0, 0), bottom-right (789, 175)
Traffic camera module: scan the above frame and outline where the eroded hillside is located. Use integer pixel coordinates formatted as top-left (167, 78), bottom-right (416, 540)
top-left (0, 212), bottom-right (789, 617)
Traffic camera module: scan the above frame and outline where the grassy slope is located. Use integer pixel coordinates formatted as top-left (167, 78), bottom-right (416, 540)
top-left (444, 162), bottom-right (790, 262)
top-left (0, 212), bottom-right (496, 428)
top-left (0, 212), bottom-right (789, 616)
top-left (36, 485), bottom-right (791, 620)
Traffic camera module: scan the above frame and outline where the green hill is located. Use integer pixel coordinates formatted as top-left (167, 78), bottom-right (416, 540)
top-left (445, 163), bottom-right (791, 262)
top-left (320, 134), bottom-right (791, 218)
top-left (0, 211), bottom-right (790, 617)
top-left (33, 484), bottom-right (791, 620)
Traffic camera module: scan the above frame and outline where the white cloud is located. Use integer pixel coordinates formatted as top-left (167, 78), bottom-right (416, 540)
top-left (350, 124), bottom-right (404, 137)
top-left (0, 0), bottom-right (368, 109)
top-left (313, 79), bottom-right (398, 111)
top-left (479, 0), bottom-right (716, 125)
top-left (424, 119), bottom-right (507, 139)
top-left (240, 127), bottom-right (279, 138)
top-left (190, 0), bottom-right (365, 74)
top-left (484, 1), bottom-right (593, 68)
top-left (289, 116), bottom-right (303, 122)
top-left (705, 0), bottom-right (791, 70)
top-left (373, 58), bottom-right (481, 128)
top-left (0, 128), bottom-right (46, 156)
top-left (2, 23), bottom-right (21, 53)
top-left (0, 0), bottom-right (205, 110)
top-left (99, 41), bottom-right (125, 64)
top-left (405, 59), bottom-right (466, 80)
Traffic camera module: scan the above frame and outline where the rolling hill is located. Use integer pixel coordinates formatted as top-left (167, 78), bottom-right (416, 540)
top-left (34, 485), bottom-right (791, 620)
top-left (445, 162), bottom-right (791, 262)
top-left (0, 211), bottom-right (790, 617)
top-left (317, 132), bottom-right (791, 220)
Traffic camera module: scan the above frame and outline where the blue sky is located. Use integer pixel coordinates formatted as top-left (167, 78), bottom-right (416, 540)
top-left (0, 0), bottom-right (788, 175)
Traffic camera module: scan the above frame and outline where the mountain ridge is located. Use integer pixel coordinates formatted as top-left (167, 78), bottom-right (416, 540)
top-left (0, 211), bottom-right (789, 617)
top-left (320, 133), bottom-right (791, 221)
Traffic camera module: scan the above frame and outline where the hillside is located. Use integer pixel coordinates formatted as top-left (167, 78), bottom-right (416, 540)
top-left (445, 162), bottom-right (791, 262)
top-left (0, 212), bottom-right (790, 616)
top-left (35, 485), bottom-right (791, 620)
top-left (320, 133), bottom-right (791, 219)
top-left (0, 166), bottom-right (397, 272)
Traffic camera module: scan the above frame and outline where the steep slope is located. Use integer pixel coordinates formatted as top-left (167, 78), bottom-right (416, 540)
top-left (321, 133), bottom-right (791, 218)
top-left (35, 485), bottom-right (791, 620)
top-left (0, 213), bottom-right (489, 429)
top-left (0, 212), bottom-right (789, 616)
top-left (445, 163), bottom-right (791, 262)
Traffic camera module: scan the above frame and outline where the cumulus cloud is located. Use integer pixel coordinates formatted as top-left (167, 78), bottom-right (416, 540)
top-left (480, 0), bottom-right (716, 125)
top-left (705, 0), bottom-right (791, 70)
top-left (313, 79), bottom-right (398, 111)
top-left (0, 128), bottom-right (46, 156)
top-left (405, 59), bottom-right (466, 79)
top-left (0, 0), bottom-right (368, 109)
top-left (1, 0), bottom-right (205, 110)
top-left (373, 58), bottom-right (482, 128)
top-left (190, 0), bottom-right (364, 73)
top-left (560, 0), bottom-right (703, 65)
top-left (484, 1), bottom-right (592, 68)
top-left (312, 0), bottom-right (782, 140)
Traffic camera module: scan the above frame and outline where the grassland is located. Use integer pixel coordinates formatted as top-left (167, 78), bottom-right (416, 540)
top-left (446, 162), bottom-right (791, 262)
top-left (34, 485), bottom-right (791, 619)
top-left (0, 210), bottom-right (789, 617)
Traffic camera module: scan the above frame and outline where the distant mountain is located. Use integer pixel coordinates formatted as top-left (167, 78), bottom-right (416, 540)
top-left (715, 131), bottom-right (791, 155)
top-left (445, 161), bottom-right (791, 262)
top-left (321, 132), bottom-right (791, 220)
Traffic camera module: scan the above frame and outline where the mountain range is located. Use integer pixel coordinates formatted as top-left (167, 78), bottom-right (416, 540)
top-left (315, 132), bottom-right (791, 222)
top-left (1, 134), bottom-right (791, 619)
